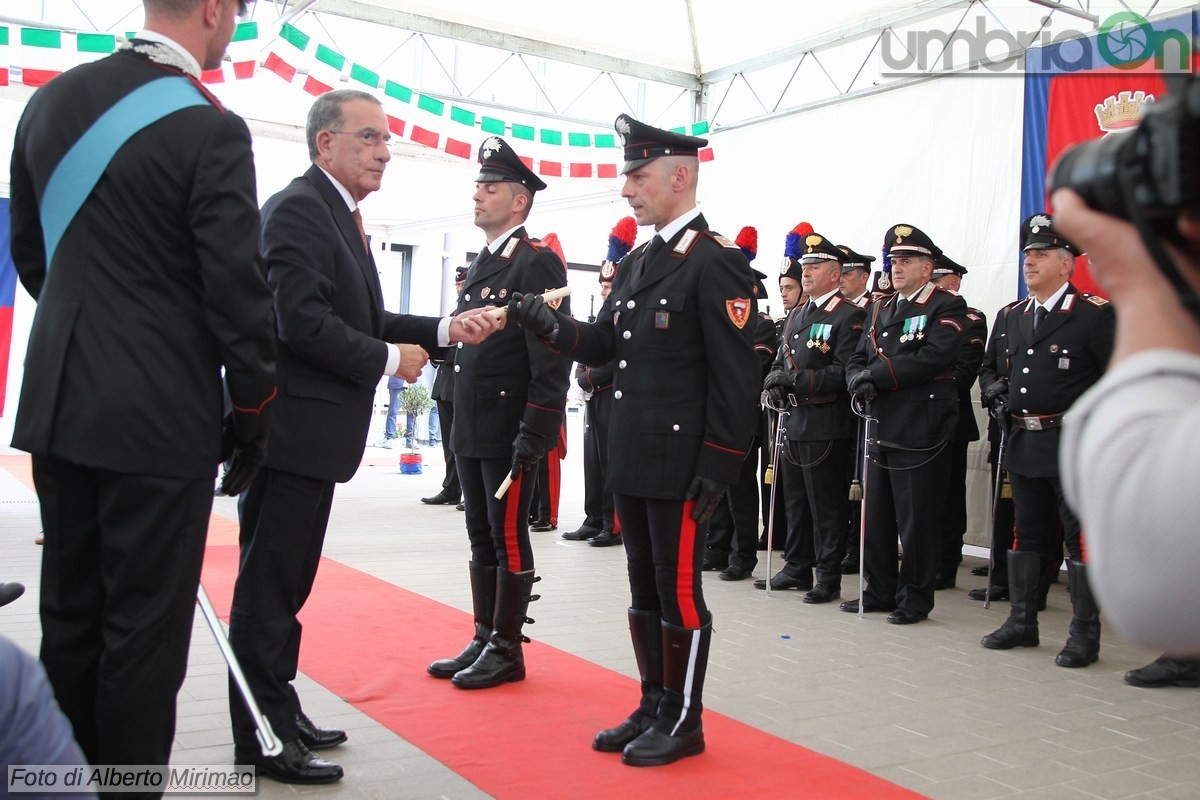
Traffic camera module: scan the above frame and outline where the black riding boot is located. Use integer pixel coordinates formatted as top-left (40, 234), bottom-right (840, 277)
top-left (594, 609), bottom-right (663, 752)
top-left (428, 563), bottom-right (497, 678)
top-left (981, 551), bottom-right (1040, 649)
top-left (452, 569), bottom-right (539, 689)
top-left (1056, 560), bottom-right (1101, 668)
top-left (622, 620), bottom-right (711, 767)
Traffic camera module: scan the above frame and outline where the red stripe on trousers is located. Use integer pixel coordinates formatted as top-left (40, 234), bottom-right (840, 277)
top-left (503, 470), bottom-right (525, 571)
top-left (676, 502), bottom-right (700, 628)
top-left (546, 457), bottom-right (561, 526)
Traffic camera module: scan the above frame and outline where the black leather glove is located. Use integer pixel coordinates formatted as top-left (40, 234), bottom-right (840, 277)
top-left (847, 370), bottom-right (877, 402)
top-left (219, 438), bottom-right (266, 496)
top-left (217, 413), bottom-right (267, 496)
top-left (510, 422), bottom-right (548, 479)
top-left (763, 369), bottom-right (795, 392)
top-left (980, 379), bottom-right (1009, 410)
top-left (506, 293), bottom-right (558, 338)
top-left (685, 475), bottom-right (726, 525)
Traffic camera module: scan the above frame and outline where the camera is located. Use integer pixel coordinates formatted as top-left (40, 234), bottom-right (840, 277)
top-left (1050, 74), bottom-right (1198, 224)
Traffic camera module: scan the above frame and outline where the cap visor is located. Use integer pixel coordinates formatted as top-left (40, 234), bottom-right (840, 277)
top-left (620, 157), bottom-right (655, 175)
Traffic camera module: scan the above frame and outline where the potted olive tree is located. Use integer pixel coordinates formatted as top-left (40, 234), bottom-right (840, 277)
top-left (398, 384), bottom-right (434, 474)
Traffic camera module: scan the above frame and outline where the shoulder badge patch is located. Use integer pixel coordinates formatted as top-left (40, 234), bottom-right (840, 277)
top-left (674, 229), bottom-right (700, 255)
top-left (713, 234), bottom-right (739, 250)
top-left (726, 298), bottom-right (751, 329)
top-left (1084, 294), bottom-right (1109, 306)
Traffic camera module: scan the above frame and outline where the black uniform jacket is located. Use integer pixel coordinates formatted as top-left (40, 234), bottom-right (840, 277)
top-left (774, 294), bottom-right (865, 442)
top-left (849, 282), bottom-right (967, 450)
top-left (451, 228), bottom-right (571, 459)
top-left (9, 46), bottom-right (276, 479)
top-left (261, 166), bottom-right (441, 483)
top-left (980, 284), bottom-right (1114, 477)
top-left (952, 305), bottom-right (988, 442)
top-left (550, 214), bottom-right (760, 498)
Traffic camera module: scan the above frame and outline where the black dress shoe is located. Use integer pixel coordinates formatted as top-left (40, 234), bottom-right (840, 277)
top-left (561, 526), bottom-right (600, 541)
top-left (718, 564), bottom-right (752, 581)
top-left (530, 521), bottom-right (556, 532)
top-left (970, 564), bottom-right (990, 577)
top-left (964, 582), bottom-right (1003, 599)
top-left (802, 583), bottom-right (840, 604)
top-left (589, 530), bottom-right (622, 547)
top-left (455, 502), bottom-right (465, 511)
top-left (839, 598), bottom-right (895, 614)
top-left (1124, 656), bottom-right (1200, 688)
top-left (235, 740), bottom-right (343, 785)
top-left (752, 571), bottom-right (813, 591)
top-left (701, 558), bottom-right (724, 571)
top-left (295, 712), bottom-right (347, 751)
top-left (0, 582), bottom-right (26, 608)
top-left (421, 490), bottom-right (461, 505)
top-left (621, 725), bottom-right (704, 767)
top-left (840, 556), bottom-right (859, 575)
top-left (886, 608), bottom-right (928, 625)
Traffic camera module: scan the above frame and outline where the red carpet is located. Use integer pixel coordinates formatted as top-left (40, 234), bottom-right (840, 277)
top-left (201, 544), bottom-right (926, 799)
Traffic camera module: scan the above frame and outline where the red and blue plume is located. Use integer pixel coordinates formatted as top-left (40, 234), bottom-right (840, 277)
top-left (607, 216), bottom-right (637, 262)
top-left (735, 226), bottom-right (758, 262)
top-left (784, 222), bottom-right (814, 260)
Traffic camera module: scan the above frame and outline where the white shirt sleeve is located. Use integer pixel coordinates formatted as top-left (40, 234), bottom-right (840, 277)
top-left (1061, 348), bottom-right (1200, 655)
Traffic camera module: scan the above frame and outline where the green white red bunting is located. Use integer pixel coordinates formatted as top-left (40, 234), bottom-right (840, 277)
top-left (0, 21), bottom-right (716, 175)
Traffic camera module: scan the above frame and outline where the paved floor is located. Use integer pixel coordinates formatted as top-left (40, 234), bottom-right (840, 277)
top-left (3, 416), bottom-right (1199, 799)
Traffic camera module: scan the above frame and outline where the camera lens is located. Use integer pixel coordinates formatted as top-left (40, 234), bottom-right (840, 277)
top-left (1048, 133), bottom-right (1132, 219)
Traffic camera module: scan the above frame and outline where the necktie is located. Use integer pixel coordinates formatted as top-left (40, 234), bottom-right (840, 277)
top-left (1034, 305), bottom-right (1048, 331)
top-left (633, 235), bottom-right (663, 283)
top-left (891, 297), bottom-right (907, 323)
top-left (351, 208), bottom-right (370, 254)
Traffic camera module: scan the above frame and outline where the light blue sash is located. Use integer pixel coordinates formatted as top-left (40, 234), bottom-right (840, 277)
top-left (39, 76), bottom-right (209, 265)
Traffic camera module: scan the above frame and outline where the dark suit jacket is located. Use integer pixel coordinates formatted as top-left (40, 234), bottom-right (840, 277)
top-left (849, 282), bottom-right (967, 450)
top-left (450, 227), bottom-right (571, 459)
top-left (261, 165), bottom-right (440, 483)
top-left (986, 284), bottom-right (1114, 477)
top-left (8, 46), bottom-right (276, 479)
top-left (551, 214), bottom-right (759, 498)
top-left (775, 293), bottom-right (866, 442)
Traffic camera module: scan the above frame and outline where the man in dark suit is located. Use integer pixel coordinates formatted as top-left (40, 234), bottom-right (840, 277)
top-left (426, 137), bottom-right (570, 691)
top-left (843, 225), bottom-right (967, 624)
top-left (979, 214), bottom-right (1114, 667)
top-left (507, 115), bottom-right (759, 766)
top-left (8, 0), bottom-right (277, 773)
top-left (422, 266), bottom-right (468, 506)
top-left (760, 232), bottom-right (866, 603)
top-left (931, 254), bottom-right (987, 590)
top-left (228, 90), bottom-right (500, 784)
